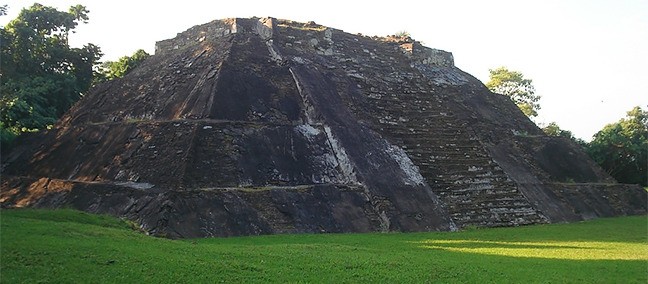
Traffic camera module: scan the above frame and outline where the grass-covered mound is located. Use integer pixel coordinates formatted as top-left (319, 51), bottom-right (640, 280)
top-left (1, 209), bottom-right (646, 283)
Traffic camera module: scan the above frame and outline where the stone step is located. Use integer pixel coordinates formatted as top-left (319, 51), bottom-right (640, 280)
top-left (437, 196), bottom-right (527, 207)
top-left (432, 179), bottom-right (510, 187)
top-left (380, 124), bottom-right (470, 134)
top-left (370, 94), bottom-right (446, 102)
top-left (387, 135), bottom-right (478, 144)
top-left (423, 171), bottom-right (503, 181)
top-left (413, 163), bottom-right (497, 172)
top-left (415, 160), bottom-right (496, 169)
top-left (420, 171), bottom-right (507, 181)
top-left (452, 214), bottom-right (543, 228)
top-left (448, 200), bottom-right (536, 211)
top-left (410, 158), bottom-right (494, 167)
top-left (366, 94), bottom-right (441, 101)
top-left (425, 166), bottom-right (506, 175)
top-left (414, 139), bottom-right (460, 148)
top-left (432, 183), bottom-right (522, 195)
top-left (407, 150), bottom-right (490, 159)
top-left (435, 188), bottom-right (524, 198)
top-left (381, 125), bottom-right (468, 132)
top-left (380, 121), bottom-right (465, 129)
top-left (426, 179), bottom-right (512, 188)
top-left (450, 209), bottom-right (542, 219)
top-left (372, 111), bottom-right (458, 121)
top-left (412, 149), bottom-right (481, 157)
top-left (421, 144), bottom-right (483, 150)
top-left (449, 206), bottom-right (539, 216)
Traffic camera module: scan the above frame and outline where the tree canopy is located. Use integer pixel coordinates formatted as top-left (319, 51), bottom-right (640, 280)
top-left (0, 3), bottom-right (102, 145)
top-left (542, 122), bottom-right (586, 147)
top-left (95, 49), bottom-right (150, 83)
top-left (586, 106), bottom-right (648, 186)
top-left (486, 67), bottom-right (541, 118)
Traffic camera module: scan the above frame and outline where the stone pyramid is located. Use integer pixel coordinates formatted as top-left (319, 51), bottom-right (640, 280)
top-left (2, 17), bottom-right (645, 238)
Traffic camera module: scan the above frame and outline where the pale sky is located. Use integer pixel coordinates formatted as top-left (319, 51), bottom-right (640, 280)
top-left (2, 0), bottom-right (647, 141)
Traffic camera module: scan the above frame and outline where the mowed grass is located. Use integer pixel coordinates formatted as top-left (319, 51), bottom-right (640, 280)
top-left (1, 209), bottom-right (646, 283)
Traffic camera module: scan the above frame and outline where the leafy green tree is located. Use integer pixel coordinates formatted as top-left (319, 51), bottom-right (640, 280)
top-left (486, 67), bottom-right (541, 117)
top-left (542, 122), bottom-right (586, 147)
top-left (95, 49), bottom-right (150, 83)
top-left (586, 106), bottom-right (648, 186)
top-left (543, 122), bottom-right (568, 137)
top-left (0, 3), bottom-right (101, 146)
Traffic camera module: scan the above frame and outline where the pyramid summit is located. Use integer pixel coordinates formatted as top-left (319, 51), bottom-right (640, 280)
top-left (2, 17), bottom-right (645, 238)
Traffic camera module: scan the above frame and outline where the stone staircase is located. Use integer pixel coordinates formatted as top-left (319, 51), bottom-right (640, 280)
top-left (365, 91), bottom-right (547, 228)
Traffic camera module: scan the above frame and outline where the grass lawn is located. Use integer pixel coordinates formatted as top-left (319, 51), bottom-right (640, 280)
top-left (1, 209), bottom-right (646, 283)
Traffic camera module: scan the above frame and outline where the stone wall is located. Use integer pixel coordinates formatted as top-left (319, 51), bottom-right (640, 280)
top-left (155, 19), bottom-right (236, 55)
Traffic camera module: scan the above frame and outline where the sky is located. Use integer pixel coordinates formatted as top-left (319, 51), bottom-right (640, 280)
top-left (2, 0), bottom-right (647, 141)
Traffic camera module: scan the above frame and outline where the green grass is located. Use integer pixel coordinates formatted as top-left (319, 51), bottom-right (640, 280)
top-left (1, 209), bottom-right (647, 283)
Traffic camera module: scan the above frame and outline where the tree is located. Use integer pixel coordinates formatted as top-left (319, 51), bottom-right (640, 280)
top-left (95, 49), bottom-right (150, 83)
top-left (586, 106), bottom-right (648, 186)
top-left (0, 3), bottom-right (101, 146)
top-left (542, 122), bottom-right (586, 147)
top-left (486, 67), bottom-right (541, 117)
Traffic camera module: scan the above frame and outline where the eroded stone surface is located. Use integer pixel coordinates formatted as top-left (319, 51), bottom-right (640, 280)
top-left (1, 17), bottom-right (645, 238)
